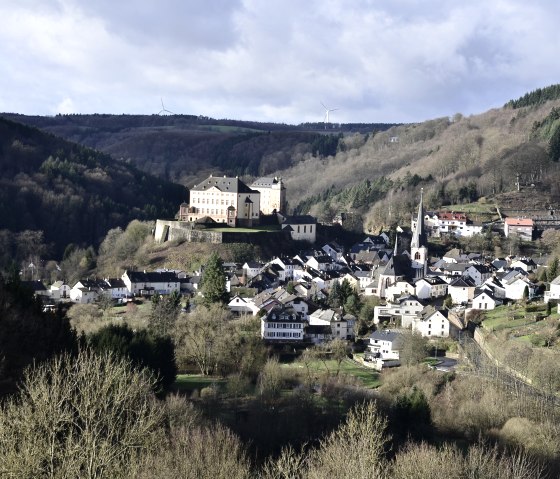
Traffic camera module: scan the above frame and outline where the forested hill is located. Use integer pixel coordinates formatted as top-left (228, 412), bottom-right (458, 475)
top-left (1, 113), bottom-right (397, 186)
top-left (0, 117), bottom-right (186, 258)
top-left (274, 85), bottom-right (560, 232)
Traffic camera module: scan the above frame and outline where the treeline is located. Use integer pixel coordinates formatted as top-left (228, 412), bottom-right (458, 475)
top-left (506, 84), bottom-right (560, 109)
top-left (0, 118), bottom-right (185, 259)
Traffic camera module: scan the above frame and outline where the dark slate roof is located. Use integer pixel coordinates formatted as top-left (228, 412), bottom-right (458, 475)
top-left (449, 276), bottom-right (476, 288)
top-left (191, 175), bottom-right (255, 194)
top-left (283, 215), bottom-right (317, 225)
top-left (106, 278), bottom-right (126, 288)
top-left (369, 330), bottom-right (403, 344)
top-left (126, 271), bottom-right (179, 283)
top-left (251, 177), bottom-right (284, 188)
top-left (21, 280), bottom-right (47, 292)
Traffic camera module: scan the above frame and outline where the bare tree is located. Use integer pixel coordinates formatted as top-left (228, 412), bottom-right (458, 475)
top-left (0, 350), bottom-right (164, 479)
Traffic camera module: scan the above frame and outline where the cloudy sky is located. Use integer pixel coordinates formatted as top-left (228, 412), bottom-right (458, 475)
top-left (1, 0), bottom-right (559, 124)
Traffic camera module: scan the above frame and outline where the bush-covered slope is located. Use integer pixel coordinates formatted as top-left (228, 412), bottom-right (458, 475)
top-left (0, 118), bottom-right (186, 257)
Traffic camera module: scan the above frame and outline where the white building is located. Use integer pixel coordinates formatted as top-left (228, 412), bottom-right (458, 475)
top-left (121, 271), bottom-right (180, 296)
top-left (418, 211), bottom-right (484, 238)
top-left (544, 275), bottom-right (560, 303)
top-left (414, 306), bottom-right (450, 338)
top-left (49, 281), bottom-right (71, 300)
top-left (366, 330), bottom-right (403, 361)
top-left (261, 305), bottom-right (306, 342)
top-left (373, 296), bottom-right (425, 326)
top-left (472, 290), bottom-right (499, 310)
top-left (415, 276), bottom-right (447, 300)
top-left (250, 177), bottom-right (286, 214)
top-left (281, 215), bottom-right (317, 243)
top-left (181, 175), bottom-right (261, 227)
top-left (448, 277), bottom-right (476, 305)
top-left (309, 308), bottom-right (355, 340)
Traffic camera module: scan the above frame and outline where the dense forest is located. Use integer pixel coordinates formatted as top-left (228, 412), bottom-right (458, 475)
top-left (1, 113), bottom-right (397, 186)
top-left (0, 118), bottom-right (186, 261)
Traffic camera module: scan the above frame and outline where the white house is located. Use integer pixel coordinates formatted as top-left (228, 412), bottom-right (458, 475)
top-left (415, 276), bottom-right (447, 300)
top-left (373, 295), bottom-right (425, 326)
top-left (49, 281), bottom-right (71, 300)
top-left (448, 277), bottom-right (476, 305)
top-left (309, 308), bottom-right (355, 340)
top-left (366, 330), bottom-right (403, 361)
top-left (504, 277), bottom-right (537, 301)
top-left (472, 290), bottom-right (499, 310)
top-left (122, 271), bottom-right (180, 296)
top-left (228, 295), bottom-right (261, 316)
top-left (261, 305), bottom-right (307, 342)
top-left (465, 264), bottom-right (493, 286)
top-left (420, 211), bottom-right (483, 238)
top-left (69, 286), bottom-right (98, 304)
top-left (243, 261), bottom-right (264, 279)
top-left (414, 306), bottom-right (450, 338)
top-left (104, 278), bottom-right (129, 299)
top-left (504, 218), bottom-right (534, 241)
top-left (544, 275), bottom-right (560, 303)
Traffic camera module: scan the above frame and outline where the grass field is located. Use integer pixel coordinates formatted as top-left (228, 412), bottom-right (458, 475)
top-left (480, 304), bottom-right (544, 332)
top-left (173, 374), bottom-right (225, 393)
top-left (286, 357), bottom-right (381, 389)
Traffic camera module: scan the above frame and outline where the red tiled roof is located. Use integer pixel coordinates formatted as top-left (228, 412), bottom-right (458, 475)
top-left (437, 211), bottom-right (467, 221)
top-left (505, 218), bottom-right (533, 226)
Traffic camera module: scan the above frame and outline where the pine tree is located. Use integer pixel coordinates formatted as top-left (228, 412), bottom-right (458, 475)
top-left (200, 253), bottom-right (229, 306)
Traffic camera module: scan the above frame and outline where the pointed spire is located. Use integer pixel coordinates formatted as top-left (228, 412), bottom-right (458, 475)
top-left (393, 231), bottom-right (399, 256)
top-left (411, 188), bottom-right (425, 249)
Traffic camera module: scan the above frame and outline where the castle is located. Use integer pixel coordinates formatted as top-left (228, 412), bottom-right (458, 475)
top-left (178, 174), bottom-right (286, 227)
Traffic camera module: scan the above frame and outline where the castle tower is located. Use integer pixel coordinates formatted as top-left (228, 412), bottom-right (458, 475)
top-left (411, 188), bottom-right (428, 278)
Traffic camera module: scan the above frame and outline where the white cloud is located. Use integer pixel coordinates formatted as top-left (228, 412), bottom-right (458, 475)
top-left (1, 0), bottom-right (560, 123)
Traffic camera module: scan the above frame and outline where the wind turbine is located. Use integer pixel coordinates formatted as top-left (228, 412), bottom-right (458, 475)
top-left (158, 98), bottom-right (175, 115)
top-left (321, 102), bottom-right (339, 129)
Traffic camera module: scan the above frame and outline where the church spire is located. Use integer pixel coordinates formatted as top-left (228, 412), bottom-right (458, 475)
top-left (393, 231), bottom-right (399, 256)
top-left (411, 188), bottom-right (425, 249)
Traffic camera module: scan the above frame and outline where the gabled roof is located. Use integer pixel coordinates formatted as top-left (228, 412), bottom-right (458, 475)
top-left (192, 175), bottom-right (256, 194)
top-left (449, 277), bottom-right (476, 288)
top-left (505, 218), bottom-right (534, 226)
top-left (369, 330), bottom-right (403, 345)
top-left (283, 215), bottom-right (317, 225)
top-left (125, 271), bottom-right (179, 283)
top-left (420, 305), bottom-right (448, 321)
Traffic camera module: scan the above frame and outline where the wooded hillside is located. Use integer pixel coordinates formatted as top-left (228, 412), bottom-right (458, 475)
top-left (0, 118), bottom-right (186, 258)
top-left (277, 86), bottom-right (560, 231)
top-left (1, 113), bottom-right (396, 186)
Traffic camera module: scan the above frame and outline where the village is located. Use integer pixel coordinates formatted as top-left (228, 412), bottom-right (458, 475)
top-left (21, 174), bottom-right (556, 372)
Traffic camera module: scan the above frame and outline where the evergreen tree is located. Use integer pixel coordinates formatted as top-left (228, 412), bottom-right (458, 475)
top-left (547, 257), bottom-right (559, 282)
top-left (149, 290), bottom-right (181, 337)
top-left (329, 279), bottom-right (342, 308)
top-left (200, 253), bottom-right (229, 306)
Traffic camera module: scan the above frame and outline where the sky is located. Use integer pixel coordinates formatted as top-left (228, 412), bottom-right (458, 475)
top-left (1, 0), bottom-right (560, 124)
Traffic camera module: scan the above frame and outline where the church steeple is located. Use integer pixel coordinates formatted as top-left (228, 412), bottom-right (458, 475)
top-left (410, 188), bottom-right (428, 279)
top-left (411, 188), bottom-right (425, 249)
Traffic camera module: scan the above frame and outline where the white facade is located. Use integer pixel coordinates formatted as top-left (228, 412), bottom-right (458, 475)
top-left (367, 331), bottom-right (402, 360)
top-left (261, 307), bottom-right (306, 341)
top-left (472, 291), bottom-right (498, 310)
top-left (414, 308), bottom-right (450, 337)
top-left (185, 175), bottom-right (261, 226)
top-left (415, 277), bottom-right (447, 300)
top-left (250, 177), bottom-right (286, 214)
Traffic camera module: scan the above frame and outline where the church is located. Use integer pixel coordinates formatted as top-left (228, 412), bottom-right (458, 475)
top-left (374, 190), bottom-right (429, 300)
